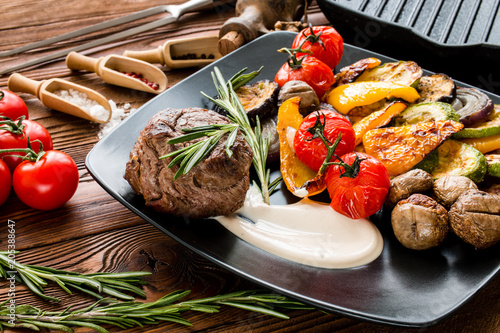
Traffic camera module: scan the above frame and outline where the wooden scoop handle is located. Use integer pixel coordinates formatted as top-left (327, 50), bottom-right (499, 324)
top-left (124, 46), bottom-right (165, 65)
top-left (66, 51), bottom-right (99, 73)
top-left (8, 73), bottom-right (42, 97)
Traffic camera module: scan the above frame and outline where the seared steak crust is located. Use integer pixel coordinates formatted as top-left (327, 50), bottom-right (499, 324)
top-left (124, 107), bottom-right (253, 219)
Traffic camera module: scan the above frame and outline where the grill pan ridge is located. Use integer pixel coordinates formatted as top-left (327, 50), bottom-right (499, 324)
top-left (317, 0), bottom-right (500, 94)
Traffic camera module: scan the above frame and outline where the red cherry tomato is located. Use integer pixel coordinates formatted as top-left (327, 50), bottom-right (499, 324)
top-left (0, 90), bottom-right (29, 120)
top-left (13, 150), bottom-right (79, 210)
top-left (294, 110), bottom-right (355, 172)
top-left (0, 159), bottom-right (11, 206)
top-left (0, 117), bottom-right (53, 173)
top-left (275, 55), bottom-right (335, 98)
top-left (326, 152), bottom-right (390, 219)
top-left (292, 25), bottom-right (344, 69)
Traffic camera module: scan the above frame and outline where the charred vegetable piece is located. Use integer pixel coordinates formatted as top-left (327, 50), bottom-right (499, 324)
top-left (451, 87), bottom-right (494, 126)
top-left (355, 60), bottom-right (423, 86)
top-left (433, 175), bottom-right (478, 208)
top-left (326, 81), bottom-right (420, 115)
top-left (277, 80), bottom-right (319, 116)
top-left (391, 194), bottom-right (449, 250)
top-left (362, 120), bottom-right (463, 176)
top-left (333, 57), bottom-right (382, 87)
top-left (412, 149), bottom-right (439, 173)
top-left (415, 73), bottom-right (456, 103)
top-left (277, 97), bottom-right (326, 197)
top-left (453, 105), bottom-right (500, 139)
top-left (392, 102), bottom-right (459, 126)
top-left (449, 189), bottom-right (500, 249)
top-left (353, 101), bottom-right (407, 146)
top-left (485, 154), bottom-right (500, 177)
top-left (385, 169), bottom-right (433, 208)
top-left (459, 133), bottom-right (500, 154)
top-left (234, 79), bottom-right (279, 120)
top-left (431, 139), bottom-right (487, 183)
top-left (261, 115), bottom-right (280, 164)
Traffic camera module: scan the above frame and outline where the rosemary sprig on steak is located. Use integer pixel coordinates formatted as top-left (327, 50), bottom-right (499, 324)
top-left (1, 290), bottom-right (312, 332)
top-left (0, 252), bottom-right (150, 302)
top-left (164, 67), bottom-right (272, 204)
top-left (203, 67), bottom-right (272, 204)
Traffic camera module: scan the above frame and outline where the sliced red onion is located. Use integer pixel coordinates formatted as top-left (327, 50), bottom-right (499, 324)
top-left (451, 87), bottom-right (494, 127)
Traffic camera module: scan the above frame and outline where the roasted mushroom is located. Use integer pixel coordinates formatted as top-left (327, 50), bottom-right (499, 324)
top-left (448, 189), bottom-right (500, 249)
top-left (277, 80), bottom-right (319, 116)
top-left (433, 175), bottom-right (478, 208)
top-left (385, 169), bottom-right (433, 208)
top-left (391, 194), bottom-right (449, 250)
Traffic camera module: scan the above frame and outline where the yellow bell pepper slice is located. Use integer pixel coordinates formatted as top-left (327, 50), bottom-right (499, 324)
top-left (326, 81), bottom-right (420, 114)
top-left (277, 97), bottom-right (326, 197)
top-left (352, 101), bottom-right (407, 146)
top-left (460, 134), bottom-right (500, 154)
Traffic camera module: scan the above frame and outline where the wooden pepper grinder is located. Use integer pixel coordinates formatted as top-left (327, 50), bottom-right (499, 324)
top-left (218, 0), bottom-right (311, 55)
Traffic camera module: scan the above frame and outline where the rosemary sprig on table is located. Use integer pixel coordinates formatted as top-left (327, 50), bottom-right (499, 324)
top-left (0, 290), bottom-right (313, 332)
top-left (0, 252), bottom-right (150, 302)
top-left (162, 66), bottom-right (273, 204)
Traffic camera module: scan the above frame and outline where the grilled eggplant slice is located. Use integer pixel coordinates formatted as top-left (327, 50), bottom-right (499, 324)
top-left (392, 102), bottom-right (460, 126)
top-left (355, 60), bottom-right (423, 86)
top-left (451, 87), bottom-right (494, 126)
top-left (334, 57), bottom-right (382, 87)
top-left (236, 79), bottom-right (279, 120)
top-left (416, 73), bottom-right (456, 103)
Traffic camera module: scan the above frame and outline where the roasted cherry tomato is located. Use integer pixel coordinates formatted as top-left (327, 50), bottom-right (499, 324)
top-left (0, 116), bottom-right (53, 173)
top-left (326, 152), bottom-right (390, 219)
top-left (292, 25), bottom-right (344, 69)
top-left (275, 54), bottom-right (335, 99)
top-left (13, 149), bottom-right (79, 210)
top-left (0, 90), bottom-right (29, 120)
top-left (294, 110), bottom-right (355, 172)
top-left (0, 159), bottom-right (11, 206)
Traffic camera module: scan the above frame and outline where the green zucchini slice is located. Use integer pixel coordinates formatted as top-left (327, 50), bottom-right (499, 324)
top-left (485, 154), bottom-right (500, 177)
top-left (413, 149), bottom-right (439, 173)
top-left (431, 139), bottom-right (487, 183)
top-left (392, 102), bottom-right (460, 126)
top-left (355, 60), bottom-right (423, 86)
top-left (453, 105), bottom-right (500, 139)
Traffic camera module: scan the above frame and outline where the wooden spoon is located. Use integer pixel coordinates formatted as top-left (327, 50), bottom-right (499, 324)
top-left (66, 52), bottom-right (168, 94)
top-left (8, 73), bottom-right (112, 123)
top-left (123, 36), bottom-right (221, 69)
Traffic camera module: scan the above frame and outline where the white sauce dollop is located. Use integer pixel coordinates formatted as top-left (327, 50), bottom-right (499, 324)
top-left (215, 187), bottom-right (384, 269)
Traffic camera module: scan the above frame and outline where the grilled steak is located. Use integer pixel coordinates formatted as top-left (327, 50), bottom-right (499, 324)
top-left (124, 107), bottom-right (253, 219)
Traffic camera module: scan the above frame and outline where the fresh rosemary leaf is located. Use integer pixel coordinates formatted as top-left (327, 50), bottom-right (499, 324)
top-left (0, 251), bottom-right (151, 302)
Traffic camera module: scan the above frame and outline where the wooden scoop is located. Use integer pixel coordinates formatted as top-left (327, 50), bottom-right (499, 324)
top-left (123, 36), bottom-right (221, 69)
top-left (8, 73), bottom-right (112, 123)
top-left (66, 52), bottom-right (168, 94)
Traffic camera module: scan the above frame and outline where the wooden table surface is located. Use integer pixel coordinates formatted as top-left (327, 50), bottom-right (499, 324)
top-left (0, 0), bottom-right (498, 332)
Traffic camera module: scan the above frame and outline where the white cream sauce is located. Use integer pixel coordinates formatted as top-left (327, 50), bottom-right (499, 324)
top-left (215, 187), bottom-right (384, 269)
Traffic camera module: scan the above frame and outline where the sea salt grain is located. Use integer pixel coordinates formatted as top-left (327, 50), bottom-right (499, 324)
top-left (98, 100), bottom-right (136, 139)
top-left (54, 89), bottom-right (109, 122)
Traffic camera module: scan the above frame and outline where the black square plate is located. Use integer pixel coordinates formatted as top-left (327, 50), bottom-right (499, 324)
top-left (86, 31), bottom-right (500, 327)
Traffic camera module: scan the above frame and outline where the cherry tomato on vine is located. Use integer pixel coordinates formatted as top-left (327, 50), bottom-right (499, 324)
top-left (275, 54), bottom-right (335, 99)
top-left (292, 25), bottom-right (344, 70)
top-left (0, 90), bottom-right (29, 120)
top-left (294, 110), bottom-right (355, 172)
top-left (326, 152), bottom-right (390, 219)
top-left (0, 159), bottom-right (11, 206)
top-left (0, 116), bottom-right (53, 173)
top-left (13, 149), bottom-right (79, 210)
